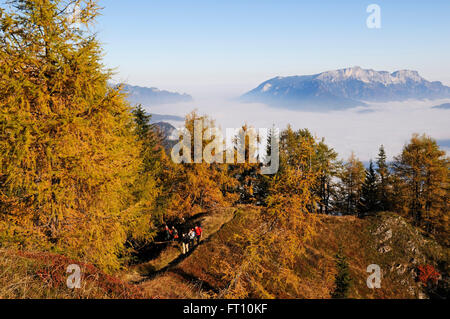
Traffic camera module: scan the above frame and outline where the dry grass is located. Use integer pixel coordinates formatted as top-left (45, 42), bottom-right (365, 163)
top-left (0, 249), bottom-right (150, 299)
top-left (127, 207), bottom-right (237, 281)
top-left (166, 209), bottom-right (449, 299)
top-left (140, 272), bottom-right (209, 299)
top-left (2, 207), bottom-right (447, 299)
top-left (122, 207), bottom-right (238, 297)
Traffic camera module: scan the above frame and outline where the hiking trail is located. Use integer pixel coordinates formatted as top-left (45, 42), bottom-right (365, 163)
top-left (122, 207), bottom-right (238, 298)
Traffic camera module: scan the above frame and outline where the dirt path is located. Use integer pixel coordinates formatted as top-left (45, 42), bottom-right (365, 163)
top-left (122, 207), bottom-right (237, 298)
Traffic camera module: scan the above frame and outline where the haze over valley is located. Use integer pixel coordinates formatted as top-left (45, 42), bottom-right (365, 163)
top-left (124, 67), bottom-right (450, 162)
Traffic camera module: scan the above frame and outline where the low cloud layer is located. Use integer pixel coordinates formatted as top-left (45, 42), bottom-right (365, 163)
top-left (146, 96), bottom-right (450, 162)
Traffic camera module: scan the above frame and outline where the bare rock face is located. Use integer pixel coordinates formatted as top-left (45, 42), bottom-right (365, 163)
top-left (390, 263), bottom-right (408, 275)
top-left (370, 213), bottom-right (448, 299)
top-left (378, 245), bottom-right (392, 254)
top-left (381, 229), bottom-right (393, 242)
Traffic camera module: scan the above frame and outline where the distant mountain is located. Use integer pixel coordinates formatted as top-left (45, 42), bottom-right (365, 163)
top-left (121, 84), bottom-right (193, 106)
top-left (149, 113), bottom-right (184, 123)
top-left (241, 67), bottom-right (450, 111)
top-left (432, 103), bottom-right (450, 109)
top-left (152, 122), bottom-right (178, 152)
top-left (437, 139), bottom-right (450, 149)
top-left (153, 121), bottom-right (176, 139)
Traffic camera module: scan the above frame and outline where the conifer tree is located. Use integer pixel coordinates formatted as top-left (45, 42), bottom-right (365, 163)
top-left (162, 111), bottom-right (237, 220)
top-left (336, 153), bottom-right (366, 215)
top-left (314, 140), bottom-right (340, 214)
top-left (376, 145), bottom-right (391, 211)
top-left (229, 124), bottom-right (262, 204)
top-left (0, 0), bottom-right (142, 270)
top-left (129, 105), bottom-right (163, 245)
top-left (392, 134), bottom-right (449, 246)
top-left (220, 126), bottom-right (319, 298)
top-left (257, 126), bottom-right (277, 200)
top-left (331, 248), bottom-right (352, 299)
top-left (358, 160), bottom-right (380, 217)
top-left (132, 104), bottom-right (153, 140)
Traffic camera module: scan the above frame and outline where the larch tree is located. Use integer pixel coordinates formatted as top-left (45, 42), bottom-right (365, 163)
top-left (0, 0), bottom-right (144, 270)
top-left (219, 126), bottom-right (319, 298)
top-left (336, 152), bottom-right (366, 215)
top-left (229, 124), bottom-right (263, 204)
top-left (162, 111), bottom-right (237, 221)
top-left (392, 134), bottom-right (449, 246)
top-left (314, 139), bottom-right (341, 215)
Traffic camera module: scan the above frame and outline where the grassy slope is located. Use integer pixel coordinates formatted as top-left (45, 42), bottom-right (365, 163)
top-left (1, 206), bottom-right (448, 299)
top-left (155, 209), bottom-right (448, 299)
top-left (0, 249), bottom-right (147, 299)
top-left (0, 207), bottom-right (236, 299)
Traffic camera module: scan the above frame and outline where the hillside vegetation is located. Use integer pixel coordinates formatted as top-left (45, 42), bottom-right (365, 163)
top-left (0, 249), bottom-right (147, 299)
top-left (1, 207), bottom-right (447, 299)
top-left (139, 208), bottom-right (448, 299)
top-left (0, 0), bottom-right (448, 300)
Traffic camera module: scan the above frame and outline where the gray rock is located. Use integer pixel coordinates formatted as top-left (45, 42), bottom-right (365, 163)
top-left (378, 245), bottom-right (392, 254)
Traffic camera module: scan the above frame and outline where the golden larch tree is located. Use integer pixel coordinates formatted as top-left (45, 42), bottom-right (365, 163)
top-left (0, 0), bottom-right (144, 270)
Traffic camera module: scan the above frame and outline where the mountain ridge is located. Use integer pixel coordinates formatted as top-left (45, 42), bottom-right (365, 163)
top-left (121, 83), bottom-right (193, 106)
top-left (241, 67), bottom-right (450, 111)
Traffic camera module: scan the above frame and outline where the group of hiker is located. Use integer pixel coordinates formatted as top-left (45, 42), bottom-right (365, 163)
top-left (163, 224), bottom-right (203, 255)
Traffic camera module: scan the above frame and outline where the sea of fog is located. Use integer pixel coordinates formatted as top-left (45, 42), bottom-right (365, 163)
top-left (146, 96), bottom-right (450, 162)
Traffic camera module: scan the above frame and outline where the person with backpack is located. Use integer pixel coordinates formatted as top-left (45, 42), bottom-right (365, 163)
top-left (181, 233), bottom-right (189, 255)
top-left (164, 225), bottom-right (171, 241)
top-left (188, 228), bottom-right (196, 249)
top-left (171, 226), bottom-right (179, 241)
top-left (194, 225), bottom-right (203, 245)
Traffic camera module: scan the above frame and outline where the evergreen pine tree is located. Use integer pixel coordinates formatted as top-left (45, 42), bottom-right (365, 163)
top-left (132, 104), bottom-right (153, 140)
top-left (358, 160), bottom-right (380, 217)
top-left (129, 105), bottom-right (164, 244)
top-left (376, 145), bottom-right (391, 211)
top-left (331, 248), bottom-right (352, 299)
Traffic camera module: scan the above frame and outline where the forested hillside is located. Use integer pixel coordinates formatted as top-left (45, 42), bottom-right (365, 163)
top-left (0, 0), bottom-right (448, 299)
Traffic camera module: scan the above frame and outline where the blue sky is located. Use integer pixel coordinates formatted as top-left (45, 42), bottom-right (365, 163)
top-left (96, 0), bottom-right (450, 95)
top-left (1, 0), bottom-right (448, 159)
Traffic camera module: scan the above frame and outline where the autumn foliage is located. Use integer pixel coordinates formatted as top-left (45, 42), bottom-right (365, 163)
top-left (0, 1), bottom-right (448, 301)
top-left (0, 0), bottom-right (142, 270)
top-left (159, 111), bottom-right (237, 220)
top-left (417, 264), bottom-right (440, 287)
top-left (2, 249), bottom-right (146, 298)
top-left (216, 127), bottom-right (320, 298)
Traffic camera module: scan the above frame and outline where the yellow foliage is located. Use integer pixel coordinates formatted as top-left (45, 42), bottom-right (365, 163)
top-left (218, 126), bottom-right (320, 298)
top-left (0, 0), bottom-right (146, 271)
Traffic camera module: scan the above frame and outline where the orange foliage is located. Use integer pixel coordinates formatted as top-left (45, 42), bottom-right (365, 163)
top-left (417, 264), bottom-right (440, 287)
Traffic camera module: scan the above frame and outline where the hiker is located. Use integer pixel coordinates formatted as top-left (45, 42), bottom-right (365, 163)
top-left (171, 226), bottom-right (179, 241)
top-left (188, 228), bottom-right (196, 249)
top-left (194, 225), bottom-right (203, 245)
top-left (181, 233), bottom-right (190, 255)
top-left (164, 225), bottom-right (171, 241)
